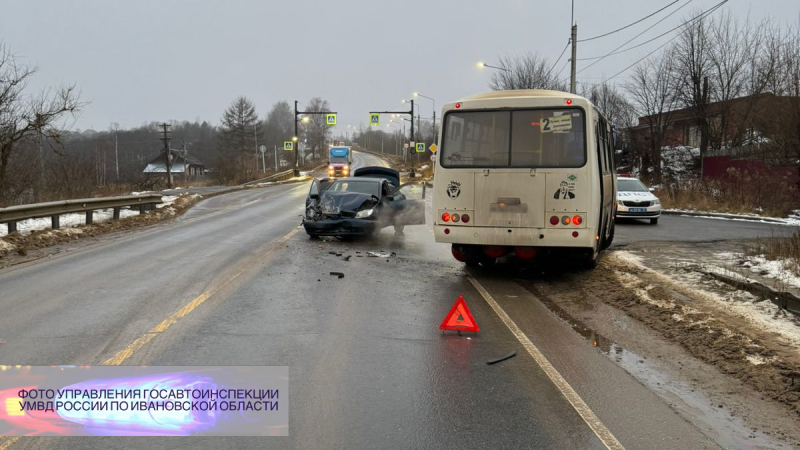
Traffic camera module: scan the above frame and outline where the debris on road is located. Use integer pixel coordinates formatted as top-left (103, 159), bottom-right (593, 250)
top-left (343, 255), bottom-right (352, 261)
top-left (329, 272), bottom-right (345, 279)
top-left (487, 351), bottom-right (517, 365)
top-left (367, 251), bottom-right (391, 258)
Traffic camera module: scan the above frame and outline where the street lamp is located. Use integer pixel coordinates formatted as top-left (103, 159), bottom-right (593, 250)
top-left (477, 61), bottom-right (511, 73)
top-left (413, 92), bottom-right (437, 143)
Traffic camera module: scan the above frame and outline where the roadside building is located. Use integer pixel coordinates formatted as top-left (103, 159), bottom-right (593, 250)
top-left (143, 150), bottom-right (207, 182)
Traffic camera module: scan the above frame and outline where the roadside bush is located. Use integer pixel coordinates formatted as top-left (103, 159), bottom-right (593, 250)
top-left (653, 167), bottom-right (799, 217)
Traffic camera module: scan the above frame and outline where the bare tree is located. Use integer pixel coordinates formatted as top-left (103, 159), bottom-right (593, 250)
top-left (625, 47), bottom-right (683, 182)
top-left (673, 13), bottom-right (713, 166)
top-left (488, 53), bottom-right (568, 92)
top-left (581, 81), bottom-right (637, 129)
top-left (303, 97), bottom-right (330, 160)
top-left (0, 43), bottom-right (82, 204)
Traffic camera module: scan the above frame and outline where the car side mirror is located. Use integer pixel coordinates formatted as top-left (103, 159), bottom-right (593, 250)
top-left (648, 187), bottom-right (655, 192)
top-left (309, 192), bottom-right (319, 199)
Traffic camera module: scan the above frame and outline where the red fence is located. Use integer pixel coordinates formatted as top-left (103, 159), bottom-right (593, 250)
top-left (703, 156), bottom-right (799, 185)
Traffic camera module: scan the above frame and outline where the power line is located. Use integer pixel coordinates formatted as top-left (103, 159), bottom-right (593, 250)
top-left (603, 0), bottom-right (728, 82)
top-left (577, 0), bottom-right (697, 75)
top-left (578, 0), bottom-right (682, 42)
top-left (578, 0), bottom-right (728, 61)
top-left (547, 40), bottom-right (571, 78)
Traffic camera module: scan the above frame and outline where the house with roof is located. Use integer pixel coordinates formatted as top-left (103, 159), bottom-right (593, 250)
top-left (143, 150), bottom-right (207, 181)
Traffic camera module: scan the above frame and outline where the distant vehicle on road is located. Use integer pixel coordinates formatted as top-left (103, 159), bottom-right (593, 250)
top-left (303, 167), bottom-right (426, 237)
top-left (328, 146), bottom-right (352, 178)
top-left (615, 176), bottom-right (661, 224)
top-left (432, 89), bottom-right (617, 267)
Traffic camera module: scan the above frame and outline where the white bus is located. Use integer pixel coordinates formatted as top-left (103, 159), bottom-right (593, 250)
top-left (432, 90), bottom-right (616, 268)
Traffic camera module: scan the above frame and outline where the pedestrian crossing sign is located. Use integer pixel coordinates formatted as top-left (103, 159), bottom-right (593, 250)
top-left (416, 142), bottom-right (426, 153)
top-left (326, 114), bottom-right (337, 125)
top-left (369, 113), bottom-right (380, 125)
top-left (283, 141), bottom-right (294, 151)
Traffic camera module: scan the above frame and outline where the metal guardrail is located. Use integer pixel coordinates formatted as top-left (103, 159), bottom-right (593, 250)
top-left (0, 194), bottom-right (163, 233)
top-left (242, 169), bottom-right (295, 186)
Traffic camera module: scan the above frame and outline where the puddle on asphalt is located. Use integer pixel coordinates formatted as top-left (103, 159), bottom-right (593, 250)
top-left (534, 294), bottom-right (789, 450)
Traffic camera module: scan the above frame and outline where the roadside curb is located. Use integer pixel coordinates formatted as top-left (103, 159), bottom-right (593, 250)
top-left (662, 210), bottom-right (789, 224)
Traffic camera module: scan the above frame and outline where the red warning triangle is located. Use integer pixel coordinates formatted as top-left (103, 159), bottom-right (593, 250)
top-left (439, 295), bottom-right (480, 332)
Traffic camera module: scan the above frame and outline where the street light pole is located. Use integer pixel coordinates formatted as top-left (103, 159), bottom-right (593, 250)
top-left (414, 92), bottom-right (436, 143)
top-left (477, 62), bottom-right (511, 73)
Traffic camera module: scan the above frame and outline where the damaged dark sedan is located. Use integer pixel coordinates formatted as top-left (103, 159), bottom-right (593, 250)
top-left (303, 167), bottom-right (426, 238)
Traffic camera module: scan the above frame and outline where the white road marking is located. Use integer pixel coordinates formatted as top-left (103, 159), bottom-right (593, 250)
top-left (467, 276), bottom-right (626, 450)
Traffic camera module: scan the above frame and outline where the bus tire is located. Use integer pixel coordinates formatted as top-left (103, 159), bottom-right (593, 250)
top-left (581, 248), bottom-right (599, 270)
top-left (602, 222), bottom-right (615, 249)
top-left (650, 218), bottom-right (659, 225)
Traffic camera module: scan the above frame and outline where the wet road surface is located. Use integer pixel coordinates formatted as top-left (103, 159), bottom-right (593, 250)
top-left (1, 153), bottom-right (788, 449)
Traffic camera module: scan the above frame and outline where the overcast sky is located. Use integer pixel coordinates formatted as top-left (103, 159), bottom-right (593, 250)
top-left (2, 0), bottom-right (798, 131)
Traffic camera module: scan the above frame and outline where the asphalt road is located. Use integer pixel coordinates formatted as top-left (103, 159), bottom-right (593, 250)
top-left (0, 153), bottom-right (792, 449)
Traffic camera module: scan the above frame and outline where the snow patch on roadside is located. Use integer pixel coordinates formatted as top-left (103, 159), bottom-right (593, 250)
top-left (613, 251), bottom-right (800, 351)
top-left (665, 209), bottom-right (800, 226)
top-left (716, 252), bottom-right (800, 290)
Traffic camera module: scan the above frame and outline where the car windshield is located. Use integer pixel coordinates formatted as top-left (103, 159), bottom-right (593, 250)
top-left (618, 179), bottom-right (649, 192)
top-left (328, 180), bottom-right (380, 197)
top-left (330, 156), bottom-right (349, 164)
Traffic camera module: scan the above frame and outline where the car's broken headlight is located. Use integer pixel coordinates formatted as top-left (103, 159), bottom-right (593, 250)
top-left (355, 208), bottom-right (375, 219)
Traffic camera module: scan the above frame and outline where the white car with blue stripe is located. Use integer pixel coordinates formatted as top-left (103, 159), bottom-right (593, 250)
top-left (615, 177), bottom-right (661, 225)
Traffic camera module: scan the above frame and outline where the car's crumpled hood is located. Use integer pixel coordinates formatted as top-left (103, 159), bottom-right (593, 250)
top-left (319, 191), bottom-right (377, 214)
top-left (617, 191), bottom-right (658, 202)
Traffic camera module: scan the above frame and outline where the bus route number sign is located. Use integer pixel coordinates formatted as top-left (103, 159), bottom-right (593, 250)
top-left (541, 115), bottom-right (572, 133)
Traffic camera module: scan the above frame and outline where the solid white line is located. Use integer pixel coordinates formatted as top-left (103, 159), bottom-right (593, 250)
top-left (467, 276), bottom-right (626, 450)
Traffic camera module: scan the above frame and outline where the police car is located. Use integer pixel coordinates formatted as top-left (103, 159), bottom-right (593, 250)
top-left (615, 176), bottom-right (661, 225)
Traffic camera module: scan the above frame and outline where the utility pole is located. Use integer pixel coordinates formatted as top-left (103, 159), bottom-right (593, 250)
top-left (182, 139), bottom-right (188, 181)
top-left (112, 124), bottom-right (119, 182)
top-left (159, 123), bottom-right (172, 189)
top-left (274, 145), bottom-right (278, 172)
top-left (294, 101), bottom-right (299, 176)
top-left (570, 24), bottom-right (578, 94)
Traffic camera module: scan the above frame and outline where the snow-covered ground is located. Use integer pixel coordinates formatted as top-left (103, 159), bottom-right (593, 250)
top-left (665, 209), bottom-right (800, 226)
top-left (661, 146), bottom-right (700, 178)
top-left (614, 250), bottom-right (800, 350)
top-left (716, 251), bottom-right (800, 290)
top-left (1, 195), bottom-right (180, 237)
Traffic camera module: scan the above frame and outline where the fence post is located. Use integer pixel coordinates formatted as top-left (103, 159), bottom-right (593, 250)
top-left (52, 215), bottom-right (60, 229)
top-left (6, 222), bottom-right (16, 234)
top-left (85, 210), bottom-right (93, 225)
top-left (113, 207), bottom-right (121, 220)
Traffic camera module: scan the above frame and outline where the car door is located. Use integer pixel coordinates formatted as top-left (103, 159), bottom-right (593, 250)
top-left (387, 182), bottom-right (427, 226)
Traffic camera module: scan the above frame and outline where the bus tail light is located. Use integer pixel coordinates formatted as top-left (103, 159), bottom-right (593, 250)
top-left (455, 102), bottom-right (462, 109)
top-left (561, 216), bottom-right (571, 225)
top-left (483, 246), bottom-right (507, 258)
top-left (514, 246), bottom-right (537, 260)
top-left (572, 215), bottom-right (583, 225)
top-left (565, 99), bottom-right (573, 105)
top-left (442, 213), bottom-right (450, 222)
top-left (444, 228), bottom-right (450, 235)
top-left (572, 231), bottom-right (579, 238)
top-left (461, 214), bottom-right (470, 223)
top-left (452, 214), bottom-right (460, 223)
top-left (550, 216), bottom-right (559, 225)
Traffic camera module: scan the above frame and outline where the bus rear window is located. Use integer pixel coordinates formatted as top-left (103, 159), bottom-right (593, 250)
top-left (441, 108), bottom-right (586, 168)
top-left (441, 111), bottom-right (510, 167)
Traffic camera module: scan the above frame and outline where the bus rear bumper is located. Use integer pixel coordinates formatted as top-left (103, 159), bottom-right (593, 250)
top-left (433, 224), bottom-right (597, 249)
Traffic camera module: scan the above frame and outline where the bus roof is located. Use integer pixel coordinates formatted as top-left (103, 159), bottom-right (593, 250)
top-left (457, 89), bottom-right (587, 103)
